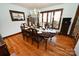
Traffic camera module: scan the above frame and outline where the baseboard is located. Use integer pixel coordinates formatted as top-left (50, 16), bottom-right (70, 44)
top-left (3, 32), bottom-right (21, 39)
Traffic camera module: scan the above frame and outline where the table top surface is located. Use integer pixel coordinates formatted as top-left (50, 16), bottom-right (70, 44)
top-left (22, 26), bottom-right (57, 38)
top-left (24, 26), bottom-right (58, 33)
top-left (36, 28), bottom-right (57, 33)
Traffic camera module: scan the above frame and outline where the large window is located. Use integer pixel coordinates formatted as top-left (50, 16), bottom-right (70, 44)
top-left (39, 13), bottom-right (42, 26)
top-left (39, 9), bottom-right (63, 29)
top-left (48, 12), bottom-right (51, 23)
top-left (53, 11), bottom-right (62, 29)
top-left (43, 13), bottom-right (47, 28)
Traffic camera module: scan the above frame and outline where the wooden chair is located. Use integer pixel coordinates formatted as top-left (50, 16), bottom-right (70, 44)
top-left (20, 23), bottom-right (29, 40)
top-left (0, 35), bottom-right (10, 56)
top-left (25, 28), bottom-right (33, 41)
top-left (31, 29), bottom-right (44, 48)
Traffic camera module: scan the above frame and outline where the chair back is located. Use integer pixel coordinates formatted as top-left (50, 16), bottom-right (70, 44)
top-left (32, 29), bottom-right (37, 36)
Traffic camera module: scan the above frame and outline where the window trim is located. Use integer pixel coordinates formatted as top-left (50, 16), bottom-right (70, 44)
top-left (39, 8), bottom-right (63, 29)
top-left (40, 9), bottom-right (63, 13)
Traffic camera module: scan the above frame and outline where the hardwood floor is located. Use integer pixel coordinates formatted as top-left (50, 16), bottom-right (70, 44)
top-left (4, 33), bottom-right (75, 56)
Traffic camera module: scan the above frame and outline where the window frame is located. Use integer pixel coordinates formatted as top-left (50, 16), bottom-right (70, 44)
top-left (39, 8), bottom-right (63, 29)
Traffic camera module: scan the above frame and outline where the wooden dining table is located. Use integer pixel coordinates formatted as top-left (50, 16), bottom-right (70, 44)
top-left (36, 28), bottom-right (57, 50)
top-left (21, 26), bottom-right (58, 50)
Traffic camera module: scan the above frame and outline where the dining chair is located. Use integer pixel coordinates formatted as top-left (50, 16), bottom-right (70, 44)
top-left (31, 29), bottom-right (44, 48)
top-left (20, 25), bottom-right (26, 40)
top-left (24, 29), bottom-right (30, 41)
top-left (20, 23), bottom-right (30, 41)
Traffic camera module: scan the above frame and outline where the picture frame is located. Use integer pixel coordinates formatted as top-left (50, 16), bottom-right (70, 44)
top-left (9, 10), bottom-right (25, 21)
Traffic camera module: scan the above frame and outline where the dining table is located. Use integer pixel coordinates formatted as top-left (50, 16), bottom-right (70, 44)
top-left (35, 28), bottom-right (58, 49)
top-left (21, 26), bottom-right (58, 50)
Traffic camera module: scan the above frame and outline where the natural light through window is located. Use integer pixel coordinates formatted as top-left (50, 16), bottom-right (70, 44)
top-left (48, 12), bottom-right (51, 23)
top-left (53, 11), bottom-right (61, 28)
top-left (39, 13), bottom-right (42, 26)
top-left (43, 13), bottom-right (47, 23)
top-left (39, 9), bottom-right (63, 29)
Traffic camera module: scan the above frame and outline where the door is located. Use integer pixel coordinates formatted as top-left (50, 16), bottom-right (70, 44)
top-left (60, 18), bottom-right (71, 35)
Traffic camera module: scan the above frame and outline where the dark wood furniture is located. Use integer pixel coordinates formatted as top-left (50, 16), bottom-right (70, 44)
top-left (20, 24), bottom-right (56, 50)
top-left (20, 23), bottom-right (31, 41)
top-left (39, 32), bottom-right (56, 49)
top-left (25, 28), bottom-right (33, 41)
top-left (20, 24), bottom-right (26, 40)
top-left (31, 29), bottom-right (44, 48)
top-left (0, 41), bottom-right (10, 56)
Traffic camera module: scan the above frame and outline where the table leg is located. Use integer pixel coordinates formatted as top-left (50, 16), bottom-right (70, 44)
top-left (37, 42), bottom-right (39, 49)
top-left (45, 38), bottom-right (47, 50)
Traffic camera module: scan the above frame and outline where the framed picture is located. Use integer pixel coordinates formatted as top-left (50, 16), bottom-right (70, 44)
top-left (9, 10), bottom-right (25, 21)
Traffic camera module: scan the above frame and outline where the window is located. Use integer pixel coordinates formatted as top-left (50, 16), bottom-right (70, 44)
top-left (43, 13), bottom-right (47, 28)
top-left (53, 11), bottom-right (62, 29)
top-left (39, 9), bottom-right (63, 29)
top-left (43, 13), bottom-right (47, 23)
top-left (39, 13), bottom-right (42, 26)
top-left (50, 12), bottom-right (54, 25)
top-left (48, 12), bottom-right (51, 23)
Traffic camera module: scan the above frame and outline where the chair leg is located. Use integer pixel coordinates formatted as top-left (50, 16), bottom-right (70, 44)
top-left (23, 35), bottom-right (25, 40)
top-left (37, 42), bottom-right (39, 49)
top-left (32, 39), bottom-right (33, 45)
top-left (45, 39), bottom-right (47, 50)
top-left (26, 37), bottom-right (28, 41)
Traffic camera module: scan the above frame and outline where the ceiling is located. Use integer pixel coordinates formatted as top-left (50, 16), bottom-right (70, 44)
top-left (14, 3), bottom-right (62, 9)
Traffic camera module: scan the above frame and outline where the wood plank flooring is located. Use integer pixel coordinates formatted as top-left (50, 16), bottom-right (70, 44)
top-left (4, 33), bottom-right (75, 56)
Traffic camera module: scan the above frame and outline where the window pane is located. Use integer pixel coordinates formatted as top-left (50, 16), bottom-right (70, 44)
top-left (53, 11), bottom-right (61, 29)
top-left (43, 13), bottom-right (47, 28)
top-left (51, 12), bottom-right (53, 24)
top-left (43, 13), bottom-right (47, 23)
top-left (39, 13), bottom-right (42, 26)
top-left (48, 12), bottom-right (51, 23)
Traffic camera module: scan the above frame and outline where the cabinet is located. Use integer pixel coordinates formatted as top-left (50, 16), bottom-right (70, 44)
top-left (0, 41), bottom-right (10, 56)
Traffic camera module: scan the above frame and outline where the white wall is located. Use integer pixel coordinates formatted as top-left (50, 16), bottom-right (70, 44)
top-left (0, 3), bottom-right (29, 37)
top-left (40, 3), bottom-right (78, 34)
top-left (0, 3), bottom-right (78, 37)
